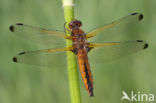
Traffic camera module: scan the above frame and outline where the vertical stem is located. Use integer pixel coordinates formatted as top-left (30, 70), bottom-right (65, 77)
top-left (62, 0), bottom-right (81, 103)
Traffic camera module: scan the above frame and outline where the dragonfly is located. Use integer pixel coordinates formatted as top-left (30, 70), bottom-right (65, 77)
top-left (9, 12), bottom-right (148, 97)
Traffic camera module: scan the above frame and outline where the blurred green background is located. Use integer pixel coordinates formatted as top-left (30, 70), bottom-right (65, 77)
top-left (0, 0), bottom-right (156, 103)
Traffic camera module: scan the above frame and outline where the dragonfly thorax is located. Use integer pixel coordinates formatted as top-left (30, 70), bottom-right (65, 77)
top-left (72, 35), bottom-right (89, 54)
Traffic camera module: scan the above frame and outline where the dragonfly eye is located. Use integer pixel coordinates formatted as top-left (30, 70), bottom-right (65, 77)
top-left (69, 20), bottom-right (82, 29)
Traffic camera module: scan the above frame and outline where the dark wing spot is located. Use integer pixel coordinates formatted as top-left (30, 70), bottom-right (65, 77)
top-left (144, 43), bottom-right (148, 49)
top-left (13, 57), bottom-right (17, 62)
top-left (131, 12), bottom-right (138, 15)
top-left (139, 14), bottom-right (143, 21)
top-left (19, 51), bottom-right (26, 55)
top-left (137, 40), bottom-right (143, 42)
top-left (16, 23), bottom-right (23, 25)
top-left (9, 25), bottom-right (14, 32)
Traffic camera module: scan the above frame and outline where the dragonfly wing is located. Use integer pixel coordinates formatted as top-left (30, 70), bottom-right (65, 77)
top-left (9, 23), bottom-right (66, 48)
top-left (88, 40), bottom-right (148, 63)
top-left (87, 13), bottom-right (143, 42)
top-left (13, 47), bottom-right (72, 68)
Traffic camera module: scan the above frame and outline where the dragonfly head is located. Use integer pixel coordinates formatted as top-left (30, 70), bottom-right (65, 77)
top-left (69, 20), bottom-right (82, 29)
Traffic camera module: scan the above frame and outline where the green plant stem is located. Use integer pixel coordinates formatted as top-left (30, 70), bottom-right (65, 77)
top-left (62, 0), bottom-right (81, 103)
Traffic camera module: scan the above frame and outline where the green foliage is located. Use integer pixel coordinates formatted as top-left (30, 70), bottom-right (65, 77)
top-left (62, 0), bottom-right (81, 103)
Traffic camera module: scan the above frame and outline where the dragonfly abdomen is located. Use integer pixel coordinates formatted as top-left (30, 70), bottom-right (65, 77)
top-left (77, 49), bottom-right (93, 97)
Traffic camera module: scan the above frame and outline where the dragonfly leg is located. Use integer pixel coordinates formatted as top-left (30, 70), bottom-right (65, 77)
top-left (64, 22), bottom-right (73, 40)
top-left (64, 22), bottom-right (71, 33)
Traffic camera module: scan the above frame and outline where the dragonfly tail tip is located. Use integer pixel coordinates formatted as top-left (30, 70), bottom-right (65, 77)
top-left (89, 91), bottom-right (94, 97)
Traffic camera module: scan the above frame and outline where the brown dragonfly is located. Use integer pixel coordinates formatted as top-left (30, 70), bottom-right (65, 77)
top-left (9, 12), bottom-right (148, 97)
